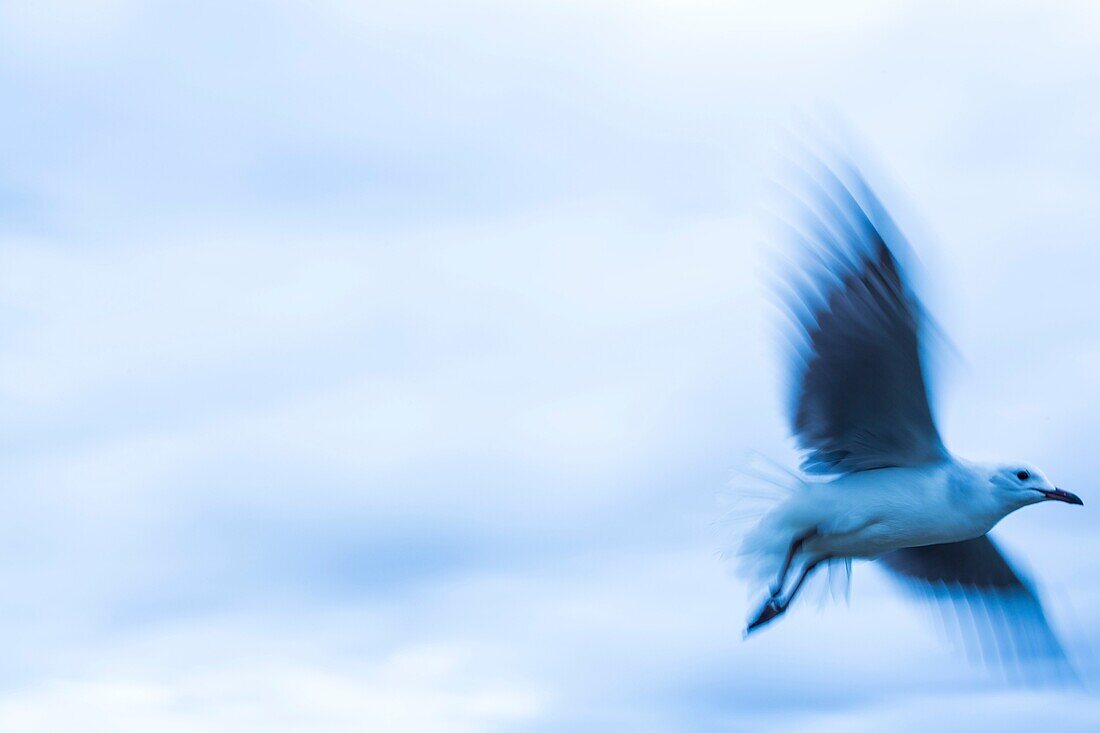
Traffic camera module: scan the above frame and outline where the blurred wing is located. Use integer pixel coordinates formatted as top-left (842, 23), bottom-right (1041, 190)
top-left (879, 535), bottom-right (1070, 672)
top-left (781, 163), bottom-right (946, 474)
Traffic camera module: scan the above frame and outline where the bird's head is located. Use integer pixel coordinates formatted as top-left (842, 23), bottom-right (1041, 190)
top-left (986, 463), bottom-right (1082, 511)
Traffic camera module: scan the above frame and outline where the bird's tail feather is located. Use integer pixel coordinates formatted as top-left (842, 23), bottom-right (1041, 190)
top-left (715, 453), bottom-right (805, 589)
top-left (717, 455), bottom-right (854, 607)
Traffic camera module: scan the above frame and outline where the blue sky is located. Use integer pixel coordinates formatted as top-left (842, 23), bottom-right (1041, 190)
top-left (0, 1), bottom-right (1098, 730)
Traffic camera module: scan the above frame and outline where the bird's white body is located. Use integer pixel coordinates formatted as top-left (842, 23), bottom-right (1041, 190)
top-left (739, 460), bottom-right (1018, 583)
top-left (734, 155), bottom-right (1081, 651)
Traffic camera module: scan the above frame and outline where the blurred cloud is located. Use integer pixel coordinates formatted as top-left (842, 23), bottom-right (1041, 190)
top-left (0, 0), bottom-right (1098, 730)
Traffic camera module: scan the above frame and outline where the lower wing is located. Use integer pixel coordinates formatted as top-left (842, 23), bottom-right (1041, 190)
top-left (878, 535), bottom-right (1072, 677)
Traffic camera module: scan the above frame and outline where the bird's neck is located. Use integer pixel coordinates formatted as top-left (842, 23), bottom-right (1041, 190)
top-left (948, 459), bottom-right (1013, 526)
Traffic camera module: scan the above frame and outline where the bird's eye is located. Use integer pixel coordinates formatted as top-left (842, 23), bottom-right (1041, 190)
top-left (1016, 470), bottom-right (1030, 481)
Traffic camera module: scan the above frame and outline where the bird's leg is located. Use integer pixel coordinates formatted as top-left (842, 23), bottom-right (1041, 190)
top-left (746, 555), bottom-right (829, 636)
top-left (770, 528), bottom-right (818, 598)
top-left (782, 555), bottom-right (828, 607)
top-left (746, 531), bottom-right (819, 637)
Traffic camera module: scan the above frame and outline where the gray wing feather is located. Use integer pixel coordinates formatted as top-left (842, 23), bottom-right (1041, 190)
top-left (879, 536), bottom-right (1070, 673)
top-left (782, 162), bottom-right (946, 474)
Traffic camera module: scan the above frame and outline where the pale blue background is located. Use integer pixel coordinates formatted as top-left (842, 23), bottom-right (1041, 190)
top-left (0, 1), bottom-right (1097, 730)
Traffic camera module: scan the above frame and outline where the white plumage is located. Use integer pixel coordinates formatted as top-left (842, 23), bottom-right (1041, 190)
top-left (739, 461), bottom-right (1053, 582)
top-left (737, 155), bottom-right (1082, 669)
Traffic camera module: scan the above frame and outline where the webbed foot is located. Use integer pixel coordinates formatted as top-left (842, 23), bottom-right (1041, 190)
top-left (744, 597), bottom-right (785, 636)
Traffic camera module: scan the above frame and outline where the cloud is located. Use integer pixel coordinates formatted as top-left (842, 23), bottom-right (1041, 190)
top-left (0, 638), bottom-right (546, 733)
top-left (0, 0), bottom-right (1097, 730)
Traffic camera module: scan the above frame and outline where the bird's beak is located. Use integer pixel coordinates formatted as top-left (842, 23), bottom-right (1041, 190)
top-left (1040, 487), bottom-right (1084, 505)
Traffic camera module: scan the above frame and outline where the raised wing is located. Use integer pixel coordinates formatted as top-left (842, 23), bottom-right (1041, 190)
top-left (879, 535), bottom-right (1070, 673)
top-left (780, 162), bottom-right (946, 474)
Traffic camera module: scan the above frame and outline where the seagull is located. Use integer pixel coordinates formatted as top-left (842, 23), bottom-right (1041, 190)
top-left (737, 155), bottom-right (1083, 665)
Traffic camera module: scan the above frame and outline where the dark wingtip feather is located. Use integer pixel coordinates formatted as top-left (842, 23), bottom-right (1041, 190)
top-left (773, 151), bottom-right (946, 474)
top-left (879, 536), bottom-right (1076, 680)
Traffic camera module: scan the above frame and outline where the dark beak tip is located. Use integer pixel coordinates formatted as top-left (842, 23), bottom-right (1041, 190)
top-left (1045, 488), bottom-right (1084, 506)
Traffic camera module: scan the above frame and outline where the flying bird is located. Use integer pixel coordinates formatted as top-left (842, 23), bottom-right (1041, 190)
top-left (737, 155), bottom-right (1082, 667)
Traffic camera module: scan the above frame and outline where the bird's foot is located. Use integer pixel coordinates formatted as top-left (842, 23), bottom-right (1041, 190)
top-left (744, 598), bottom-right (784, 636)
